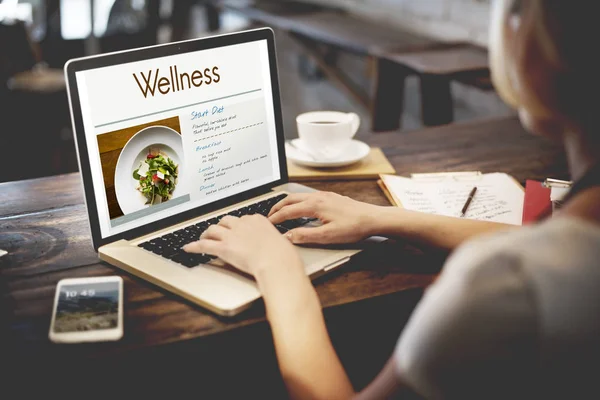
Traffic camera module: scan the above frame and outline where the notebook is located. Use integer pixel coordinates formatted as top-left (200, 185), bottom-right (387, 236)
top-left (287, 148), bottom-right (395, 181)
top-left (379, 171), bottom-right (525, 225)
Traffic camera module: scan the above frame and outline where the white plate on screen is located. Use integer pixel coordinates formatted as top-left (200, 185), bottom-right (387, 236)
top-left (286, 139), bottom-right (370, 168)
top-left (114, 125), bottom-right (184, 215)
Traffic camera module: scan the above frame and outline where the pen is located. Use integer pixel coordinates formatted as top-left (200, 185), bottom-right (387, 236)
top-left (460, 187), bottom-right (478, 217)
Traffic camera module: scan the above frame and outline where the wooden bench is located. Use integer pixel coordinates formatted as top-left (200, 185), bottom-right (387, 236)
top-left (373, 44), bottom-right (490, 131)
top-left (217, 3), bottom-right (438, 103)
top-left (216, 1), bottom-right (490, 131)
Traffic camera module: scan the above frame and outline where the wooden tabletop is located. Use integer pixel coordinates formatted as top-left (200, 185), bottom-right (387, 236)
top-left (0, 117), bottom-right (568, 360)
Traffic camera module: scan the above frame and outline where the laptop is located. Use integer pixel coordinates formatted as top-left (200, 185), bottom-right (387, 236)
top-left (65, 28), bottom-right (371, 316)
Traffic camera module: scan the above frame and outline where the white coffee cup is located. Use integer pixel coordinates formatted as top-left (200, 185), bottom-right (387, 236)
top-left (296, 111), bottom-right (360, 159)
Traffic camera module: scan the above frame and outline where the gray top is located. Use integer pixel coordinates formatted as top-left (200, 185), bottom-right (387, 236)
top-left (394, 218), bottom-right (600, 399)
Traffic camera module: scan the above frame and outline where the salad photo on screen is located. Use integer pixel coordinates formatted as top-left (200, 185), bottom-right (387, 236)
top-left (133, 148), bottom-right (179, 205)
top-left (101, 119), bottom-right (186, 219)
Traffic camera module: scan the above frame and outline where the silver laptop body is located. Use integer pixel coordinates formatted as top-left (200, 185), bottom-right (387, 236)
top-left (65, 28), bottom-right (372, 316)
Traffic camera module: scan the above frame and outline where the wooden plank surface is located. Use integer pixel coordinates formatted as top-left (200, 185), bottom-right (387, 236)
top-left (0, 173), bottom-right (83, 217)
top-left (220, 0), bottom-right (340, 19)
top-left (381, 45), bottom-right (489, 76)
top-left (0, 205), bottom-right (98, 278)
top-left (2, 236), bottom-right (436, 356)
top-left (222, 2), bottom-right (440, 55)
top-left (281, 12), bottom-right (438, 54)
top-left (0, 117), bottom-right (568, 359)
top-left (368, 116), bottom-right (569, 182)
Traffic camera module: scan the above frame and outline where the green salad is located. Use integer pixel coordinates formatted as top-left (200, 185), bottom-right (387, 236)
top-left (133, 148), bottom-right (179, 205)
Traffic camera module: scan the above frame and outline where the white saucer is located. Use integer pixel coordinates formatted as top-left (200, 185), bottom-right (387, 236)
top-left (286, 139), bottom-right (370, 168)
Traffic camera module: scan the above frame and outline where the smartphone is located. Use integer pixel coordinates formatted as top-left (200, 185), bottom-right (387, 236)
top-left (49, 276), bottom-right (124, 343)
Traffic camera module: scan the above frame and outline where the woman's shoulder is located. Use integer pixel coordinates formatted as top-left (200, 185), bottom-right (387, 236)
top-left (447, 216), bottom-right (600, 339)
top-left (394, 218), bottom-right (600, 399)
top-left (448, 217), bottom-right (600, 280)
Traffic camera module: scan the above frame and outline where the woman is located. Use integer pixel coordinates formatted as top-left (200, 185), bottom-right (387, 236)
top-left (185, 1), bottom-right (600, 398)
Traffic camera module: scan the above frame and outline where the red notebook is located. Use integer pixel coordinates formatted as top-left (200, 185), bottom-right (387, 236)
top-left (523, 180), bottom-right (552, 224)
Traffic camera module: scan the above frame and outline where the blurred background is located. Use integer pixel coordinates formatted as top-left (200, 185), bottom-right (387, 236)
top-left (0, 0), bottom-right (514, 183)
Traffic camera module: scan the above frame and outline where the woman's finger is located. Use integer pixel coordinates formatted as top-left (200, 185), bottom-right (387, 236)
top-left (183, 238), bottom-right (223, 255)
top-left (269, 202), bottom-right (317, 225)
top-left (285, 226), bottom-right (333, 245)
top-left (200, 224), bottom-right (229, 241)
top-left (268, 193), bottom-right (310, 217)
top-left (218, 215), bottom-right (239, 228)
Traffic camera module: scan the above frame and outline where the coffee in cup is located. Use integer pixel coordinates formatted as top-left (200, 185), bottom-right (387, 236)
top-left (296, 111), bottom-right (360, 159)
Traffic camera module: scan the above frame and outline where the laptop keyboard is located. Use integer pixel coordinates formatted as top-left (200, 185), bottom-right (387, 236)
top-left (137, 194), bottom-right (312, 268)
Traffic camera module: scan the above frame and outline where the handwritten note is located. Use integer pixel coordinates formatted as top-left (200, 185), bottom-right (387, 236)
top-left (381, 173), bottom-right (524, 225)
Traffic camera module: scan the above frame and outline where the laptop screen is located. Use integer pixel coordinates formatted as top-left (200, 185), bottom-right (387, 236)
top-left (73, 37), bottom-right (282, 239)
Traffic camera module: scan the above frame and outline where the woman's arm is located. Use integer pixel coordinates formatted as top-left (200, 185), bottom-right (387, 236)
top-left (184, 215), bottom-right (354, 399)
top-left (269, 192), bottom-right (514, 252)
top-left (257, 265), bottom-right (354, 400)
top-left (375, 207), bottom-right (514, 251)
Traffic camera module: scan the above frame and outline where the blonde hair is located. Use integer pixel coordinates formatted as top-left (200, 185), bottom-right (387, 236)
top-left (490, 0), bottom-right (521, 109)
top-left (490, 0), bottom-right (598, 126)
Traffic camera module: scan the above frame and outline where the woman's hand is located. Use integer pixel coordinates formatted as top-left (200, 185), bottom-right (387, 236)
top-left (183, 214), bottom-right (319, 338)
top-left (268, 192), bottom-right (385, 245)
top-left (183, 214), bottom-right (303, 278)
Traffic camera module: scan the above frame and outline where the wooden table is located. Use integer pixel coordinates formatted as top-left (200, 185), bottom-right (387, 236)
top-left (218, 1), bottom-right (443, 111)
top-left (0, 117), bottom-right (568, 396)
top-left (217, 1), bottom-right (493, 131)
top-left (373, 44), bottom-right (490, 130)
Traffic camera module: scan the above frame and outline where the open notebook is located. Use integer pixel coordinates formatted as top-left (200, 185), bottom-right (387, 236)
top-left (379, 172), bottom-right (525, 225)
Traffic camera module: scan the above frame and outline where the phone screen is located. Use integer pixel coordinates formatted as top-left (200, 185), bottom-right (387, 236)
top-left (53, 281), bottom-right (120, 333)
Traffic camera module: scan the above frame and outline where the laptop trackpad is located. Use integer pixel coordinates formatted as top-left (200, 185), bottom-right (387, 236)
top-left (297, 246), bottom-right (332, 266)
top-left (295, 245), bottom-right (358, 276)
